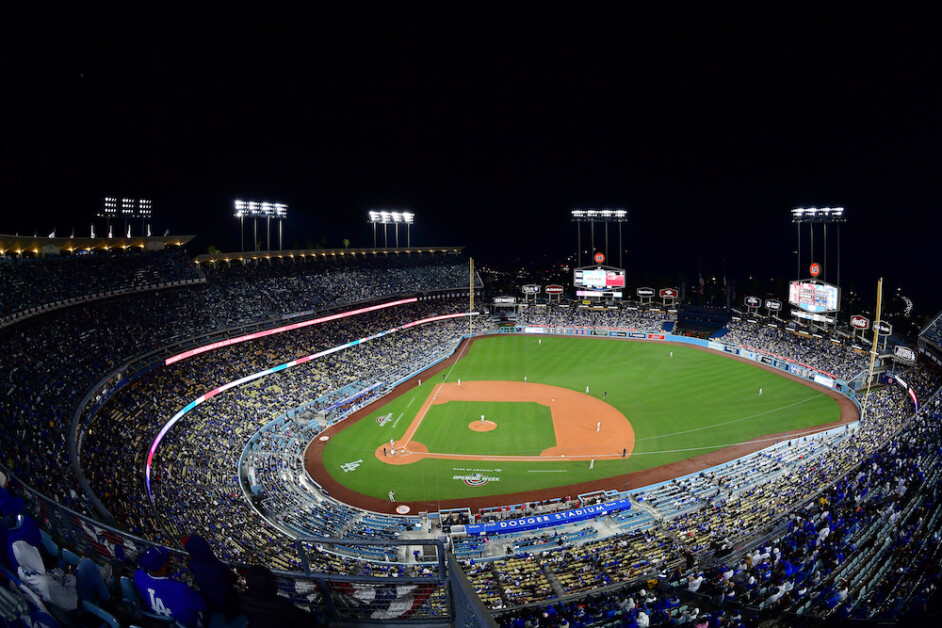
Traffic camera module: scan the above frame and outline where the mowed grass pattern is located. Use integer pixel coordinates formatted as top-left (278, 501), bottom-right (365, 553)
top-left (413, 401), bottom-right (556, 455)
top-left (320, 335), bottom-right (842, 501)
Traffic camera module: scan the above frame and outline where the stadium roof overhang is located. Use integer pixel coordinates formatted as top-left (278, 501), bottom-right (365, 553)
top-left (192, 246), bottom-right (465, 264)
top-left (0, 234), bottom-right (195, 256)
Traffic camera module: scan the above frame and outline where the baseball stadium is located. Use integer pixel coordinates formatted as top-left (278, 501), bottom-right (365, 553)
top-left (1, 233), bottom-right (941, 628)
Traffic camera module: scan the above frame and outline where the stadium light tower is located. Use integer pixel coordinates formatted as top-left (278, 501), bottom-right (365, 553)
top-left (571, 208), bottom-right (627, 268)
top-left (235, 200), bottom-right (288, 252)
top-left (99, 197), bottom-right (152, 237)
top-left (368, 210), bottom-right (414, 248)
top-left (791, 207), bottom-right (845, 285)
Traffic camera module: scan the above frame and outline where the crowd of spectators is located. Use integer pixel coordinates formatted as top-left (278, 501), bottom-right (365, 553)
top-left (80, 299), bottom-right (489, 552)
top-left (3, 468), bottom-right (330, 626)
top-left (0, 252), bottom-right (475, 515)
top-left (721, 319), bottom-right (869, 381)
top-left (0, 249), bottom-right (201, 322)
top-left (516, 305), bottom-right (675, 331)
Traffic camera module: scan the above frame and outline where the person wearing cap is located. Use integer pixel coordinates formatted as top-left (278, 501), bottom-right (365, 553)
top-left (134, 546), bottom-right (206, 628)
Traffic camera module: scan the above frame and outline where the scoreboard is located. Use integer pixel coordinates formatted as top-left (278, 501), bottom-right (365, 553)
top-left (788, 281), bottom-right (840, 313)
top-left (574, 268), bottom-right (626, 290)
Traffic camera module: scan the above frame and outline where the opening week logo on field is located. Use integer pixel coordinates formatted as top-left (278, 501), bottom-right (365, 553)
top-left (453, 468), bottom-right (501, 486)
top-left (376, 413), bottom-right (393, 426)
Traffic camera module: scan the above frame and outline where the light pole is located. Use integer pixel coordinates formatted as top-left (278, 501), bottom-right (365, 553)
top-left (571, 208), bottom-right (627, 268)
top-left (236, 200), bottom-right (288, 252)
top-left (368, 210), bottom-right (414, 249)
top-left (791, 207), bottom-right (845, 284)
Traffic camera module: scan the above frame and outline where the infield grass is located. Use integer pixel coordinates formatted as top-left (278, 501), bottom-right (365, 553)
top-left (413, 401), bottom-right (555, 455)
top-left (320, 335), bottom-right (844, 501)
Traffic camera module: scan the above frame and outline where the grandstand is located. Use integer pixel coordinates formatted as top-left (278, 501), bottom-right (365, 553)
top-left (1, 244), bottom-right (941, 627)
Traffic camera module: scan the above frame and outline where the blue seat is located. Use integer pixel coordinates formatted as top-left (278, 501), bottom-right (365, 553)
top-left (81, 600), bottom-right (120, 628)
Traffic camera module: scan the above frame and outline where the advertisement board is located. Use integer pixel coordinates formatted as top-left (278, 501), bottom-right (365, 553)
top-left (659, 288), bottom-right (679, 299)
top-left (814, 373), bottom-right (835, 389)
top-left (636, 287), bottom-right (655, 297)
top-left (493, 296), bottom-right (516, 304)
top-left (766, 299), bottom-right (782, 311)
top-left (576, 290), bottom-right (623, 298)
top-left (545, 284), bottom-right (564, 295)
top-left (850, 315), bottom-right (869, 330)
top-left (464, 498), bottom-right (631, 536)
top-left (788, 281), bottom-right (840, 313)
top-left (522, 284), bottom-right (540, 295)
top-left (875, 321), bottom-right (892, 336)
top-left (894, 345), bottom-right (916, 363)
top-left (745, 296), bottom-right (762, 308)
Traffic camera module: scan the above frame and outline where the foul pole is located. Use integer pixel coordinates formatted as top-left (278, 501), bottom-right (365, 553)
top-left (469, 257), bottom-right (475, 336)
top-left (861, 277), bottom-right (883, 421)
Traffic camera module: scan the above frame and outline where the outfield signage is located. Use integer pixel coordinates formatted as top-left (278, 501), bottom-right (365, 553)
top-left (894, 345), bottom-right (916, 363)
top-left (636, 287), bottom-right (655, 297)
top-left (876, 321), bottom-right (892, 336)
top-left (766, 299), bottom-right (782, 312)
top-left (493, 296), bottom-right (516, 304)
top-left (744, 296), bottom-right (762, 308)
top-left (576, 290), bottom-right (623, 297)
top-left (814, 373), bottom-right (835, 389)
top-left (628, 331), bottom-right (646, 339)
top-left (464, 498), bottom-right (632, 535)
top-left (545, 284), bottom-right (564, 295)
top-left (850, 315), bottom-right (869, 330)
top-left (659, 288), bottom-right (678, 299)
top-left (522, 284), bottom-right (540, 295)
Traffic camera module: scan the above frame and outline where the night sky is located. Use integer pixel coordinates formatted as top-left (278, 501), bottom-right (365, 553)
top-left (4, 4), bottom-right (941, 315)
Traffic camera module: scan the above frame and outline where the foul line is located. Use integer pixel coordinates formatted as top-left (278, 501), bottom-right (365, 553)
top-left (399, 339), bottom-right (472, 451)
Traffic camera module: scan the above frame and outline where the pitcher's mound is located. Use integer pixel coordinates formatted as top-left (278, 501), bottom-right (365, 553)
top-left (469, 420), bottom-right (497, 432)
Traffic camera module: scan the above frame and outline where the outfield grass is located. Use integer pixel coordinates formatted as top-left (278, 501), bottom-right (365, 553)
top-left (320, 335), bottom-right (843, 501)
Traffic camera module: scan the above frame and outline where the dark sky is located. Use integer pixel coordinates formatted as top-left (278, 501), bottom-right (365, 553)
top-left (3, 4), bottom-right (941, 314)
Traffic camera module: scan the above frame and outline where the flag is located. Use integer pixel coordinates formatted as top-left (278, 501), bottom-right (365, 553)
top-left (48, 229), bottom-right (55, 238)
top-left (723, 276), bottom-right (728, 292)
top-left (699, 273), bottom-right (704, 291)
top-left (126, 225), bottom-right (131, 238)
top-left (90, 224), bottom-right (96, 238)
top-left (333, 582), bottom-right (436, 620)
top-left (146, 223), bottom-right (152, 236)
top-left (108, 226), bottom-right (113, 238)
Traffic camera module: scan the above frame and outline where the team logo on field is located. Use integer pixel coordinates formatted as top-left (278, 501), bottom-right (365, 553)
top-left (453, 473), bottom-right (500, 487)
top-left (341, 459), bottom-right (363, 472)
top-left (376, 413), bottom-right (393, 426)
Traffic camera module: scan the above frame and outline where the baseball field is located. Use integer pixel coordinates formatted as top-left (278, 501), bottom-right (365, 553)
top-left (309, 335), bottom-right (847, 509)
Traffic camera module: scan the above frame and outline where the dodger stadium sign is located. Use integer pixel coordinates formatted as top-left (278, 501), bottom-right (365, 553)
top-left (464, 498), bottom-right (632, 535)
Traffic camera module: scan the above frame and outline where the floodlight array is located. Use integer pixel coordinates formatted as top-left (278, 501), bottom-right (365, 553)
top-left (791, 207), bottom-right (845, 223)
top-left (368, 210), bottom-right (414, 224)
top-left (571, 208), bottom-right (628, 222)
top-left (99, 197), bottom-right (151, 219)
top-left (234, 200), bottom-right (288, 218)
